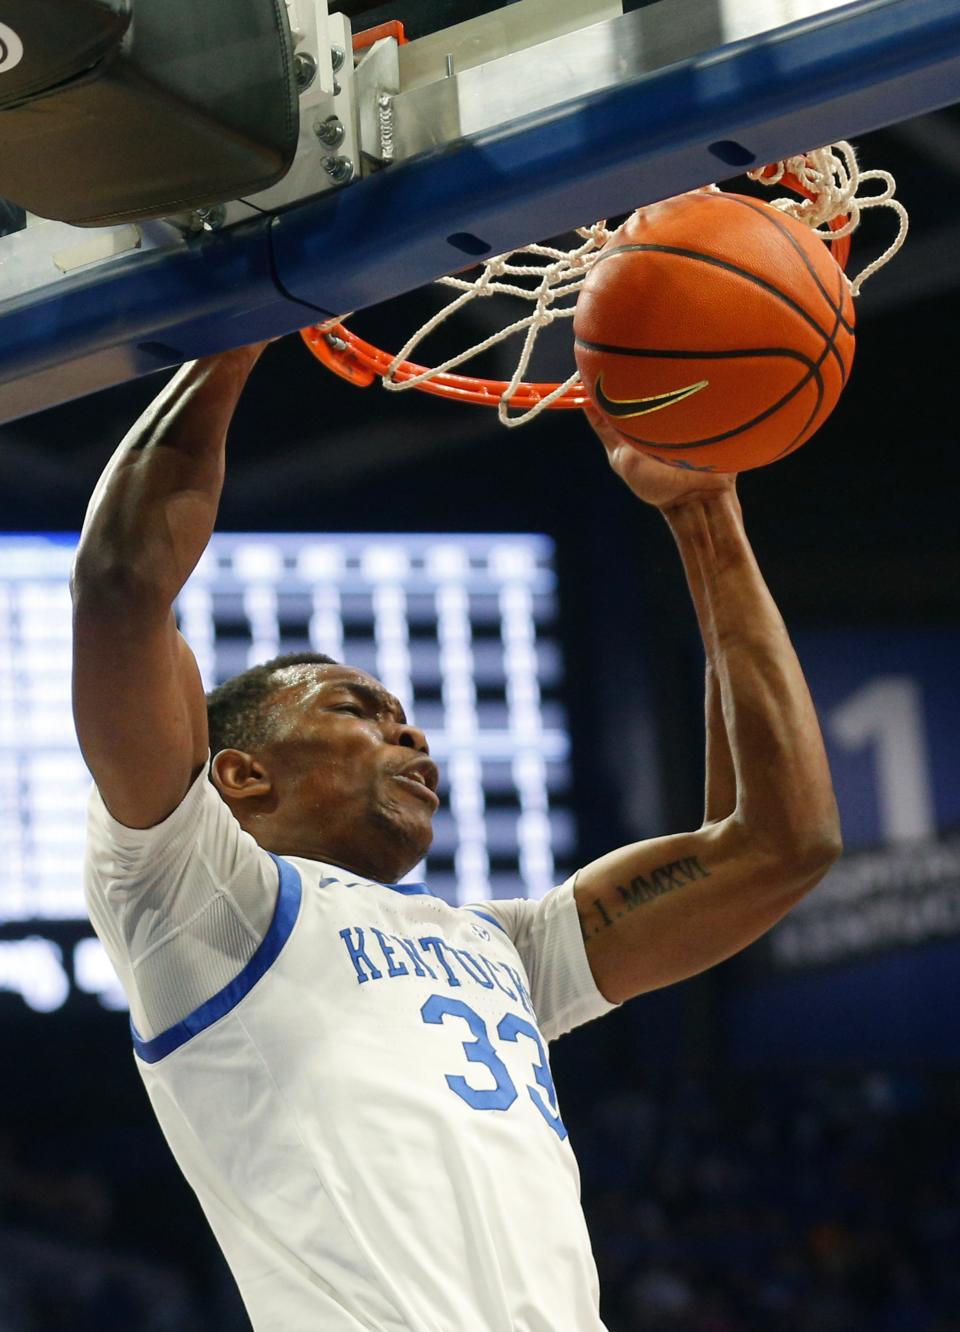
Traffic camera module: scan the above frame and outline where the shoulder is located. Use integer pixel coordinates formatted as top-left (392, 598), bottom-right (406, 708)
top-left (83, 756), bottom-right (270, 905)
top-left (461, 876), bottom-right (619, 1041)
top-left (461, 875), bottom-right (579, 944)
top-left (86, 756), bottom-right (221, 859)
top-left (83, 761), bottom-right (281, 1034)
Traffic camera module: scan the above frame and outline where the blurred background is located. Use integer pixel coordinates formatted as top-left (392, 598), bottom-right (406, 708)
top-left (2, 1), bottom-right (960, 1327)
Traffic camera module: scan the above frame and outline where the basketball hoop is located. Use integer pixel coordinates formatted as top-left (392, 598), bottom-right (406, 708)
top-left (301, 142), bottom-right (907, 427)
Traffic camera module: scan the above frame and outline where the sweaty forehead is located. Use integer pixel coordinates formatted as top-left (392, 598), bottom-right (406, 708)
top-left (273, 663), bottom-right (396, 711)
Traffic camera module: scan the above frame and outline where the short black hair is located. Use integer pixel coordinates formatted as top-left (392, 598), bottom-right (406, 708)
top-left (206, 652), bottom-right (338, 758)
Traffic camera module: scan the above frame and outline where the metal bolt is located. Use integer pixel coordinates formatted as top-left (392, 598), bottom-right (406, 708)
top-left (333, 78), bottom-right (341, 98)
top-left (294, 50), bottom-right (317, 90)
top-left (314, 115), bottom-right (345, 148)
top-left (195, 204), bottom-right (226, 231)
top-left (331, 44), bottom-right (345, 73)
top-left (322, 155), bottom-right (354, 185)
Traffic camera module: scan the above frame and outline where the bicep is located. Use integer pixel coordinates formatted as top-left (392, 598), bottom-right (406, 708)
top-left (72, 587), bottom-right (208, 829)
top-left (574, 822), bottom-right (807, 1004)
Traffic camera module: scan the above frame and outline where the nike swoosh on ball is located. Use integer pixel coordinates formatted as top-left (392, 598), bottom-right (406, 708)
top-left (594, 375), bottom-right (709, 418)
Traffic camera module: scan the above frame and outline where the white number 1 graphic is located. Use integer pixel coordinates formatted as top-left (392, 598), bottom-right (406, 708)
top-left (828, 676), bottom-right (934, 843)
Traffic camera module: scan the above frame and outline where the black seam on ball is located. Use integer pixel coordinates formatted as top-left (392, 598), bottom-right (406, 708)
top-left (777, 272), bottom-right (847, 455)
top-left (709, 193), bottom-right (855, 341)
top-left (770, 279), bottom-right (846, 458)
top-left (576, 342), bottom-right (809, 360)
top-left (591, 242), bottom-right (848, 382)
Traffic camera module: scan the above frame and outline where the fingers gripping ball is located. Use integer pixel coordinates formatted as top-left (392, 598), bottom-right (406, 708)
top-left (573, 191), bottom-right (855, 473)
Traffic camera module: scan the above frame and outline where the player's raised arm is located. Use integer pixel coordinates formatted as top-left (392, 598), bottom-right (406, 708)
top-left (575, 408), bottom-right (842, 1005)
top-left (71, 346), bottom-right (267, 829)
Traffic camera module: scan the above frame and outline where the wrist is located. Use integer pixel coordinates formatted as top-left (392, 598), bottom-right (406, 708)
top-left (662, 488), bottom-right (752, 577)
top-left (661, 485), bottom-right (741, 526)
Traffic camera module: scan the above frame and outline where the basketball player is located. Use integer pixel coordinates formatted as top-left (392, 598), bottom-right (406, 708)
top-left (72, 343), bottom-right (841, 1331)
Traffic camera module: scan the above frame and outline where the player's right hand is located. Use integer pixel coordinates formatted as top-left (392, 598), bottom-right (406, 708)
top-left (584, 404), bottom-right (737, 512)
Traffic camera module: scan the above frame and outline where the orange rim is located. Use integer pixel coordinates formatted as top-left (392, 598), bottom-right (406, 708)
top-left (301, 169), bottom-right (851, 408)
top-left (301, 323), bottom-right (591, 408)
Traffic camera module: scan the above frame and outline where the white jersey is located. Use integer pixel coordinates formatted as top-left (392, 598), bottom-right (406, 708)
top-left (85, 768), bottom-right (617, 1331)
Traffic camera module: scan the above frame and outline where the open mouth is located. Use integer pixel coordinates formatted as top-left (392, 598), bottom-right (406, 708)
top-left (392, 773), bottom-right (441, 807)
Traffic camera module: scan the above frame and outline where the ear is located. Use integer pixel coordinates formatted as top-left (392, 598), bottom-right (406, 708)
top-left (210, 749), bottom-right (273, 802)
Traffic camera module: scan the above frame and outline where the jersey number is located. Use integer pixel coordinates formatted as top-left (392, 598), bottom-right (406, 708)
top-left (420, 994), bottom-right (567, 1140)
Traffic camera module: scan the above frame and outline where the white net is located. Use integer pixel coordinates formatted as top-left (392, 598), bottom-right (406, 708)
top-left (366, 141), bottom-right (909, 427)
top-left (377, 223), bottom-right (615, 425)
top-left (746, 141), bottom-right (909, 297)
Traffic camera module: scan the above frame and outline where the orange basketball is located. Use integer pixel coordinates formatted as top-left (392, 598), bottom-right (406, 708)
top-left (573, 191), bottom-right (855, 472)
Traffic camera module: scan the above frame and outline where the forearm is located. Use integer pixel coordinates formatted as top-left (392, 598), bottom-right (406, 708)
top-left (664, 492), bottom-right (840, 862)
top-left (670, 506), bottom-right (738, 824)
top-left (75, 347), bottom-right (264, 601)
top-left (575, 413), bottom-right (840, 1003)
top-left (703, 661), bottom-right (736, 823)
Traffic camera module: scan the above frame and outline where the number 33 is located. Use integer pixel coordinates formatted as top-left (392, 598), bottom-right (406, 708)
top-left (421, 994), bottom-right (567, 1141)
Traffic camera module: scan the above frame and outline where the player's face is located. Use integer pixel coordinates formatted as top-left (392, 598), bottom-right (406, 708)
top-left (264, 663), bottom-right (438, 880)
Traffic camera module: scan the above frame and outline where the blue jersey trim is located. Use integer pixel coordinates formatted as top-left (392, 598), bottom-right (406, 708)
top-left (383, 880), bottom-right (436, 897)
top-left (132, 853), bottom-right (302, 1065)
top-left (464, 908), bottom-right (508, 936)
top-left (315, 859), bottom-right (437, 898)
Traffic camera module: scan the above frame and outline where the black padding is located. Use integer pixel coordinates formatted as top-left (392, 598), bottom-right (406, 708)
top-left (0, 0), bottom-right (130, 106)
top-left (0, 0), bottom-right (298, 226)
top-left (0, 198), bottom-right (27, 237)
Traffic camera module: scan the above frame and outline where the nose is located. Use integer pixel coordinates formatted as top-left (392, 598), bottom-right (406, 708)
top-left (391, 720), bottom-right (429, 755)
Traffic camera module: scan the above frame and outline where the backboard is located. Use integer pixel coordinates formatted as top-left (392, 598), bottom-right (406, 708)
top-left (1, 0), bottom-right (959, 423)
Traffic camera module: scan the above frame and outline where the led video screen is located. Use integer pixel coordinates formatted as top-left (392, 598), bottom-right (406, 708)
top-left (0, 533), bottom-right (576, 1013)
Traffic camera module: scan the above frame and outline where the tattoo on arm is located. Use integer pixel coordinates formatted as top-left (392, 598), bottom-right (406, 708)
top-left (581, 856), bottom-right (711, 942)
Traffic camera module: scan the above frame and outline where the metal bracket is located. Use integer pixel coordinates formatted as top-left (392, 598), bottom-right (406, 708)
top-left (397, 0), bottom-right (622, 91)
top-left (284, 0), bottom-right (336, 98)
top-left (167, 5), bottom-right (358, 227)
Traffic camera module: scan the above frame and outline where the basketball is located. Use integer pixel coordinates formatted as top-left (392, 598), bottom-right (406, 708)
top-left (573, 191), bottom-right (856, 472)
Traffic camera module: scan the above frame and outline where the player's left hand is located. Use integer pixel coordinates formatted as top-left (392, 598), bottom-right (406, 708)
top-left (585, 404), bottom-right (737, 511)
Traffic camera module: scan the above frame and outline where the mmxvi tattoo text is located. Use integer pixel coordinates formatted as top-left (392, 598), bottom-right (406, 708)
top-left (582, 856), bottom-right (711, 941)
